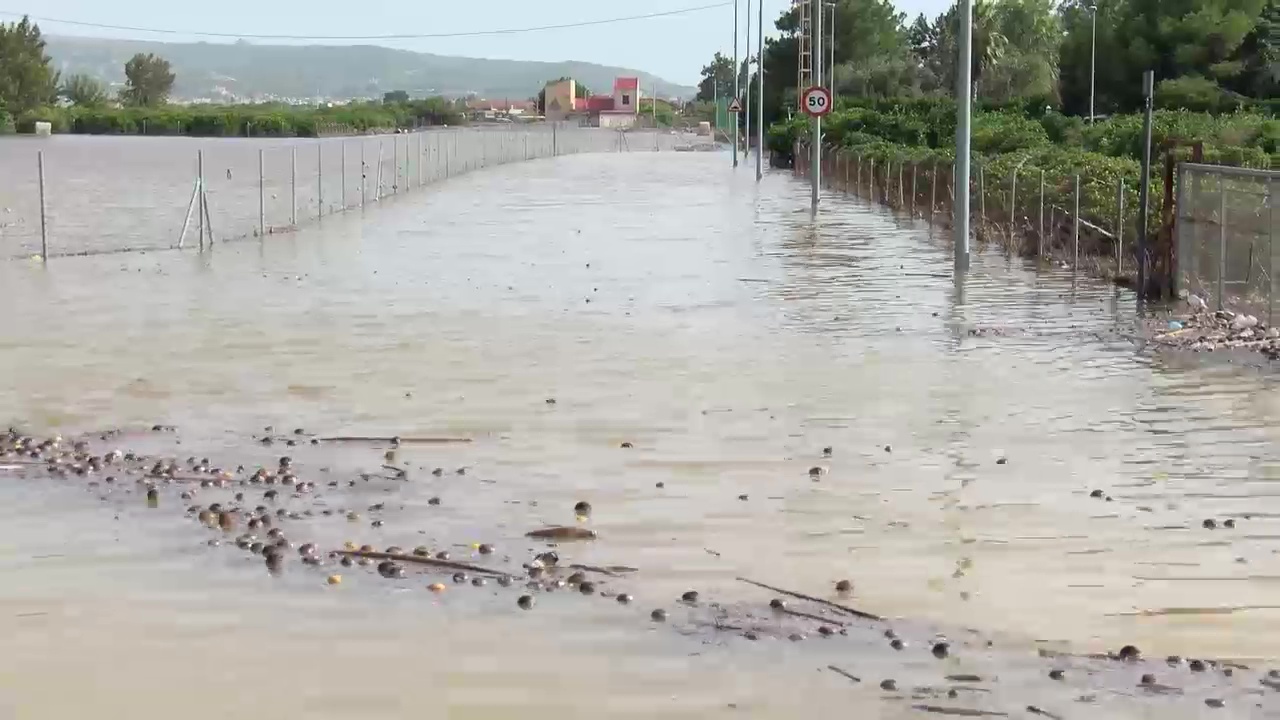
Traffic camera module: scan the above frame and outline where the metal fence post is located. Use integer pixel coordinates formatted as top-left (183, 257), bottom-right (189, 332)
top-left (931, 164), bottom-right (937, 223)
top-left (290, 146), bottom-right (297, 226)
top-left (1269, 177), bottom-right (1276, 327)
top-left (1116, 179), bottom-right (1125, 275)
top-left (978, 165), bottom-right (986, 237)
top-left (198, 149), bottom-right (206, 251)
top-left (37, 151), bottom-right (47, 261)
top-left (1009, 169), bottom-right (1018, 248)
top-left (258, 149), bottom-right (265, 237)
top-left (1073, 174), bottom-right (1081, 270)
top-left (898, 162), bottom-right (905, 208)
top-left (360, 141), bottom-right (366, 208)
top-left (1038, 171), bottom-right (1046, 257)
top-left (318, 142), bottom-right (323, 220)
top-left (1218, 175), bottom-right (1227, 310)
top-left (911, 163), bottom-right (917, 217)
top-left (1050, 207), bottom-right (1056, 257)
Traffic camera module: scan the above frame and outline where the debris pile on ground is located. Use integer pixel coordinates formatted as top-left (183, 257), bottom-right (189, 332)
top-left (1152, 301), bottom-right (1280, 359)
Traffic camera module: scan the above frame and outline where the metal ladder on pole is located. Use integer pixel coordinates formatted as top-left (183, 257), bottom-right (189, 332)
top-left (796, 0), bottom-right (813, 96)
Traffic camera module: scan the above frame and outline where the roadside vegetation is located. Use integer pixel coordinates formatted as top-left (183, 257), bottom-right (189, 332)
top-left (690, 0), bottom-right (1277, 274)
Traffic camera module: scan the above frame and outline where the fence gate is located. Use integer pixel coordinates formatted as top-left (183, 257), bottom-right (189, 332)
top-left (1175, 163), bottom-right (1279, 325)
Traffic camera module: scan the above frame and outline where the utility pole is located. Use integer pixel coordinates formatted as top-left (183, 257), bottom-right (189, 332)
top-left (953, 0), bottom-right (973, 272)
top-left (744, 0), bottom-right (752, 162)
top-left (811, 0), bottom-right (822, 212)
top-left (733, 0), bottom-right (740, 168)
top-left (747, 0), bottom-right (757, 180)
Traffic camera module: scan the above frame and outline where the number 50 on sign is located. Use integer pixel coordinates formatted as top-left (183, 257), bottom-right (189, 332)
top-left (801, 86), bottom-right (832, 117)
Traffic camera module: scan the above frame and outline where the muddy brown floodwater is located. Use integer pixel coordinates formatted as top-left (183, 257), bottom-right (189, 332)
top-left (3, 148), bottom-right (1280, 719)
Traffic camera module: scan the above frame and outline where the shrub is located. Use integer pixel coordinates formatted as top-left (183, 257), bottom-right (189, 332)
top-left (972, 112), bottom-right (1050, 154)
top-left (1154, 76), bottom-right (1247, 113)
top-left (16, 107), bottom-right (69, 133)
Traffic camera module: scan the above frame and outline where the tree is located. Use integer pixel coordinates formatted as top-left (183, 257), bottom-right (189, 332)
top-left (61, 73), bottom-right (107, 107)
top-left (1228, 0), bottom-right (1280, 99)
top-left (0, 15), bottom-right (59, 115)
top-left (121, 53), bottom-right (175, 107)
top-left (1059, 0), bottom-right (1267, 115)
top-left (534, 77), bottom-right (589, 114)
top-left (696, 52), bottom-right (736, 101)
top-left (383, 90), bottom-right (409, 104)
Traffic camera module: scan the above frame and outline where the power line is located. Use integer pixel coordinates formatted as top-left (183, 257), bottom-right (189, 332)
top-left (0, 3), bottom-right (730, 41)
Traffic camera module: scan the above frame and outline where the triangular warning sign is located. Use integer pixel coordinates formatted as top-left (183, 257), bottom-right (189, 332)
top-left (727, 98), bottom-right (742, 112)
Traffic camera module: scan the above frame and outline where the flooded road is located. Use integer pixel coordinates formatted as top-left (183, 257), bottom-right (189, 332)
top-left (3, 148), bottom-right (1280, 718)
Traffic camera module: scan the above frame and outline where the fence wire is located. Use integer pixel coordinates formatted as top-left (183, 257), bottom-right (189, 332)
top-left (793, 145), bottom-right (1164, 281)
top-left (1175, 163), bottom-right (1279, 324)
top-left (0, 125), bottom-right (684, 259)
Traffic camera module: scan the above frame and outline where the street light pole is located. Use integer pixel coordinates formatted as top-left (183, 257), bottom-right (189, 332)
top-left (733, 0), bottom-right (739, 168)
top-left (755, 0), bottom-right (763, 181)
top-left (828, 2), bottom-right (835, 91)
top-left (1089, 4), bottom-right (1097, 123)
top-left (811, 0), bottom-right (822, 212)
top-left (744, 0), bottom-right (752, 162)
top-left (953, 0), bottom-right (973, 272)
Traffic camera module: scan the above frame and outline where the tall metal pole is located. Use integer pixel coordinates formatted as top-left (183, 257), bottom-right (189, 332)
top-left (744, 0), bottom-right (752, 161)
top-left (1089, 5), bottom-right (1097, 123)
top-left (828, 2), bottom-right (835, 90)
top-left (953, 0), bottom-right (973, 271)
top-left (733, 0), bottom-right (740, 168)
top-left (1136, 70), bottom-right (1155, 297)
top-left (811, 0), bottom-right (822, 212)
top-left (755, 0), bottom-right (764, 181)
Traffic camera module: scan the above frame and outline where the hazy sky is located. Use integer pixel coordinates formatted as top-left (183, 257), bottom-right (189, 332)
top-left (9, 0), bottom-right (954, 85)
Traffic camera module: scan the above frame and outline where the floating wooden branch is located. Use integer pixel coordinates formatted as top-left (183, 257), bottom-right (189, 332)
top-left (736, 577), bottom-right (882, 621)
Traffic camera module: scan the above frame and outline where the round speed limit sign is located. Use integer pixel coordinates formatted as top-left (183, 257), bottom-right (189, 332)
top-left (801, 86), bottom-right (832, 117)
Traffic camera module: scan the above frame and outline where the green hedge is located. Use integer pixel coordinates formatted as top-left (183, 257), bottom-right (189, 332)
top-left (769, 104), bottom-right (1276, 170)
top-left (769, 101), bottom-right (1277, 246)
top-left (11, 101), bottom-right (469, 137)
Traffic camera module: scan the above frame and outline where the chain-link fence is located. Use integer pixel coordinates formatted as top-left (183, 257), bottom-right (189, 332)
top-left (793, 145), bottom-right (1151, 281)
top-left (1175, 163), bottom-right (1279, 324)
top-left (0, 124), bottom-right (686, 259)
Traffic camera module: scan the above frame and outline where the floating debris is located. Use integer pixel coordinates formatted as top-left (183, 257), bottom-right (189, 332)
top-left (526, 526), bottom-right (597, 541)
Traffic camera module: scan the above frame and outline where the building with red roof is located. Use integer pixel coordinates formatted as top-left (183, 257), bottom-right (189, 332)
top-left (543, 76), bottom-right (642, 128)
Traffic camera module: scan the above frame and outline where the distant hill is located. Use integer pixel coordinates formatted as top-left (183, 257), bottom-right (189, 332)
top-left (43, 35), bottom-right (696, 103)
